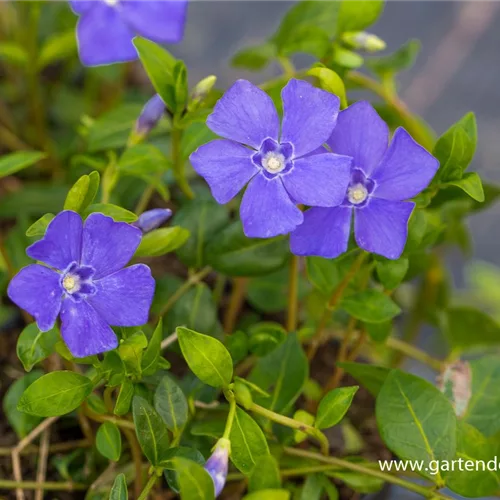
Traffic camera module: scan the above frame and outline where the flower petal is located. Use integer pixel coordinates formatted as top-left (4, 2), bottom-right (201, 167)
top-left (87, 264), bottom-right (155, 326)
top-left (240, 174), bottom-right (303, 238)
top-left (327, 101), bottom-right (389, 176)
top-left (371, 128), bottom-right (439, 201)
top-left (282, 153), bottom-right (351, 207)
top-left (190, 139), bottom-right (259, 204)
top-left (7, 265), bottom-right (62, 332)
top-left (27, 211), bottom-right (83, 271)
top-left (206, 80), bottom-right (279, 149)
top-left (76, 4), bottom-right (136, 66)
top-left (69, 0), bottom-right (93, 15)
top-left (290, 206), bottom-right (352, 258)
top-left (120, 0), bottom-right (187, 43)
top-left (81, 213), bottom-right (142, 280)
top-left (355, 199), bottom-right (415, 259)
top-left (281, 79), bottom-right (340, 158)
top-left (60, 299), bottom-right (117, 358)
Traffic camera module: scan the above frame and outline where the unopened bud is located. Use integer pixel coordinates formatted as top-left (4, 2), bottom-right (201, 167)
top-left (342, 31), bottom-right (386, 52)
top-left (233, 380), bottom-right (253, 410)
top-left (133, 208), bottom-right (172, 233)
top-left (437, 360), bottom-right (471, 417)
top-left (204, 438), bottom-right (230, 497)
top-left (134, 94), bottom-right (166, 138)
top-left (189, 75), bottom-right (217, 111)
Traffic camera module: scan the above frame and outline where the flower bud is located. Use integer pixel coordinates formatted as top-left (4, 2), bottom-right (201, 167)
top-left (133, 94), bottom-right (166, 140)
top-left (437, 360), bottom-right (471, 417)
top-left (189, 75), bottom-right (217, 111)
top-left (342, 31), bottom-right (386, 52)
top-left (233, 380), bottom-right (253, 410)
top-left (133, 208), bottom-right (172, 233)
top-left (204, 438), bottom-right (230, 497)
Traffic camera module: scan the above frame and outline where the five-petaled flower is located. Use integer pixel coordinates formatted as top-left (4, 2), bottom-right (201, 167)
top-left (204, 438), bottom-right (230, 497)
top-left (8, 211), bottom-right (155, 358)
top-left (70, 0), bottom-right (187, 66)
top-left (190, 79), bottom-right (352, 238)
top-left (290, 101), bottom-right (439, 260)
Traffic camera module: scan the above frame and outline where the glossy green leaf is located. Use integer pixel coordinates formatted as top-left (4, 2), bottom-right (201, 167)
top-left (84, 203), bottom-right (137, 222)
top-left (114, 380), bottom-right (134, 416)
top-left (16, 323), bottom-right (59, 372)
top-left (376, 370), bottom-right (456, 483)
top-left (230, 407), bottom-right (270, 474)
top-left (141, 319), bottom-right (163, 376)
top-left (316, 386), bottom-right (358, 429)
top-left (135, 226), bottom-right (190, 257)
top-left (26, 213), bottom-right (55, 237)
top-left (0, 151), bottom-right (46, 179)
top-left (446, 172), bottom-right (485, 202)
top-left (307, 67), bottom-right (347, 108)
top-left (375, 257), bottom-right (409, 289)
top-left (248, 454), bottom-right (281, 491)
top-left (132, 396), bottom-right (170, 465)
top-left (109, 473), bottom-right (128, 500)
top-left (96, 422), bottom-right (122, 461)
top-left (367, 39), bottom-right (420, 76)
top-left (177, 327), bottom-right (233, 388)
top-left (205, 221), bottom-right (288, 277)
top-left (306, 253), bottom-right (358, 296)
top-left (341, 290), bottom-right (401, 323)
top-left (337, 0), bottom-right (384, 32)
top-left (64, 172), bottom-right (99, 213)
top-left (154, 375), bottom-right (188, 435)
top-left (17, 371), bottom-right (93, 417)
top-left (174, 457), bottom-right (215, 500)
top-left (118, 331), bottom-right (148, 378)
top-left (231, 43), bottom-right (276, 71)
top-left (248, 322), bottom-right (287, 357)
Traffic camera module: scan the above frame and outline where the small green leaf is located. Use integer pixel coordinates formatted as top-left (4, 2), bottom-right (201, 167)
top-left (332, 47), bottom-right (364, 69)
top-left (367, 39), bottom-right (420, 76)
top-left (230, 407), bottom-right (270, 475)
top-left (231, 43), bottom-right (276, 71)
top-left (306, 253), bottom-right (358, 296)
top-left (0, 42), bottom-right (28, 67)
top-left (26, 213), bottom-right (55, 237)
top-left (173, 457), bottom-right (215, 500)
top-left (248, 322), bottom-right (286, 357)
top-left (37, 31), bottom-right (76, 70)
top-left (109, 473), bottom-right (128, 500)
top-left (84, 203), bottom-right (137, 222)
top-left (0, 151), bottom-right (46, 179)
top-left (338, 362), bottom-right (391, 397)
top-left (315, 386), bottom-right (358, 429)
top-left (16, 323), bottom-right (59, 372)
top-left (248, 455), bottom-right (281, 492)
top-left (337, 0), bottom-right (384, 32)
top-left (341, 290), bottom-right (401, 323)
top-left (118, 331), bottom-right (148, 378)
top-left (177, 327), bottom-right (233, 388)
top-left (446, 172), bottom-right (484, 202)
top-left (64, 174), bottom-right (90, 213)
top-left (364, 321), bottom-right (392, 343)
top-left (141, 319), bottom-right (163, 376)
top-left (132, 396), bottom-right (170, 466)
top-left (17, 371), bottom-right (93, 417)
top-left (96, 422), bottom-right (122, 461)
top-left (307, 67), bottom-right (347, 108)
top-left (135, 227), bottom-right (190, 257)
top-left (154, 375), bottom-right (188, 435)
top-left (375, 257), bottom-right (409, 289)
top-left (114, 381), bottom-right (134, 416)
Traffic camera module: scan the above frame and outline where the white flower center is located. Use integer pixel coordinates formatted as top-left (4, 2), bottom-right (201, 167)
top-left (63, 274), bottom-right (80, 293)
top-left (262, 152), bottom-right (285, 173)
top-left (103, 0), bottom-right (119, 6)
top-left (348, 183), bottom-right (368, 205)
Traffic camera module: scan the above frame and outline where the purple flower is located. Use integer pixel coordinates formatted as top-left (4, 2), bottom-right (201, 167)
top-left (7, 211), bottom-right (155, 358)
top-left (135, 94), bottom-right (166, 137)
top-left (190, 79), bottom-right (352, 238)
top-left (71, 0), bottom-right (188, 66)
top-left (204, 438), bottom-right (230, 497)
top-left (133, 208), bottom-right (172, 233)
top-left (290, 102), bottom-right (439, 260)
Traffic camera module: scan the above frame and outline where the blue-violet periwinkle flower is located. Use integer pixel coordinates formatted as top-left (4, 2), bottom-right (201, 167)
top-left (70, 0), bottom-right (188, 66)
top-left (290, 101), bottom-right (439, 260)
top-left (7, 211), bottom-right (155, 358)
top-left (189, 79), bottom-right (352, 239)
top-left (134, 208), bottom-right (172, 233)
top-left (204, 438), bottom-right (230, 497)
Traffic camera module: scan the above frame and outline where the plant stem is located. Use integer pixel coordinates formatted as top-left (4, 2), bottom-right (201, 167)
top-left (286, 255), bottom-right (300, 332)
top-left (387, 337), bottom-right (443, 372)
top-left (171, 128), bottom-right (194, 199)
top-left (0, 480), bottom-right (87, 491)
top-left (137, 474), bottom-right (157, 500)
top-left (284, 447), bottom-right (452, 500)
top-left (222, 392), bottom-right (237, 440)
top-left (134, 183), bottom-right (156, 215)
top-left (122, 428), bottom-right (144, 499)
top-left (249, 403), bottom-right (329, 456)
top-left (223, 277), bottom-right (248, 333)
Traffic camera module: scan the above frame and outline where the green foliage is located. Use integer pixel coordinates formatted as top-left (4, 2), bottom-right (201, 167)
top-left (109, 473), bottom-right (128, 500)
top-left (96, 422), bottom-right (122, 461)
top-left (16, 323), bottom-right (59, 372)
top-left (0, 151), bottom-right (46, 178)
top-left (174, 458), bottom-right (216, 500)
top-left (315, 386), bottom-right (358, 429)
top-left (154, 375), bottom-right (189, 435)
top-left (341, 290), bottom-right (401, 323)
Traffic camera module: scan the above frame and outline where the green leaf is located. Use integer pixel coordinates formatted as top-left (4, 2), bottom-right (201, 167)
top-left (172, 199), bottom-right (229, 268)
top-left (154, 375), bottom-right (188, 435)
top-left (133, 38), bottom-right (177, 112)
top-left (248, 322), bottom-right (286, 357)
top-left (17, 371), bottom-right (93, 417)
top-left (250, 333), bottom-right (308, 413)
top-left (0, 42), bottom-right (28, 67)
top-left (243, 490), bottom-right (290, 500)
top-left (341, 290), bottom-right (401, 323)
top-left (248, 455), bottom-right (281, 491)
top-left (445, 172), bottom-right (484, 202)
top-left (64, 172), bottom-right (100, 213)
top-left (16, 323), bottom-right (59, 372)
top-left (315, 386), bottom-right (359, 429)
top-left (306, 253), bottom-right (358, 296)
top-left (376, 370), bottom-right (456, 483)
top-left (96, 422), bottom-right (122, 461)
top-left (367, 39), bottom-right (420, 76)
top-left (173, 60), bottom-right (188, 114)
top-left (37, 31), bottom-right (77, 69)
top-left (338, 362), bottom-right (391, 398)
top-left (141, 319), bottom-right (163, 376)
top-left (26, 213), bottom-right (55, 237)
top-left (463, 355), bottom-right (500, 436)
top-left (332, 47), bottom-right (364, 69)
top-left (114, 380), bottom-right (134, 416)
top-left (177, 327), bottom-right (233, 388)
top-left (109, 473), bottom-right (128, 500)
top-left (337, 0), bottom-right (384, 32)
top-left (84, 203), bottom-right (137, 222)
top-left (307, 67), bottom-right (347, 108)
top-left (118, 331), bottom-right (148, 378)
top-left (135, 227), bottom-right (190, 257)
top-left (3, 371), bottom-right (43, 438)
top-left (231, 43), bottom-right (276, 71)
top-left (375, 257), bottom-right (409, 289)
top-left (206, 221), bottom-right (288, 277)
top-left (230, 407), bottom-right (270, 474)
top-left (132, 396), bottom-right (170, 466)
top-left (445, 422), bottom-right (500, 497)
top-left (173, 457), bottom-right (215, 500)
top-left (364, 321), bottom-right (392, 343)
top-left (434, 112), bottom-right (477, 182)
top-left (0, 151), bottom-right (46, 179)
